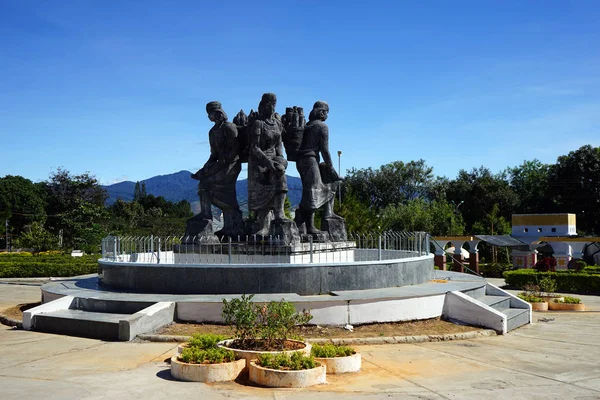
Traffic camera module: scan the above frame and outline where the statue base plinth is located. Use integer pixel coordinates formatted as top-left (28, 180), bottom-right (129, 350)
top-left (322, 217), bottom-right (347, 241)
top-left (183, 217), bottom-right (219, 244)
top-left (268, 218), bottom-right (301, 245)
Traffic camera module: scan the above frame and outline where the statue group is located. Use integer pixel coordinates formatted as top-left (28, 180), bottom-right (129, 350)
top-left (185, 93), bottom-right (346, 244)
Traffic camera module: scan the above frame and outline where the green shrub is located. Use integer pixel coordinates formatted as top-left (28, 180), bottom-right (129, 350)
top-left (179, 347), bottom-right (236, 364)
top-left (188, 333), bottom-right (226, 350)
top-left (311, 343), bottom-right (356, 358)
top-left (517, 293), bottom-right (544, 303)
top-left (539, 276), bottom-right (557, 295)
top-left (558, 296), bottom-right (581, 304)
top-left (479, 263), bottom-right (513, 278)
top-left (569, 259), bottom-right (587, 271)
top-left (222, 294), bottom-right (260, 345)
top-left (504, 270), bottom-right (600, 295)
top-left (257, 352), bottom-right (317, 370)
top-left (583, 265), bottom-right (600, 274)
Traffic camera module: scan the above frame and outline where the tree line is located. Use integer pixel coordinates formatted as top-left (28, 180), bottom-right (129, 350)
top-left (1, 144), bottom-right (598, 253)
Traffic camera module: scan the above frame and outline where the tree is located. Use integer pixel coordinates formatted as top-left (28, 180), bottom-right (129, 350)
top-left (0, 175), bottom-right (47, 234)
top-left (133, 181), bottom-right (141, 202)
top-left (447, 167), bottom-right (518, 233)
top-left (507, 160), bottom-right (552, 214)
top-left (43, 169), bottom-right (108, 250)
top-left (381, 198), bottom-right (465, 235)
top-left (344, 160), bottom-right (435, 210)
top-left (15, 221), bottom-right (58, 254)
top-left (548, 145), bottom-right (600, 234)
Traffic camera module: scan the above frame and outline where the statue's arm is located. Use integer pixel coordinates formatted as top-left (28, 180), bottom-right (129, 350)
top-left (224, 123), bottom-right (240, 162)
top-left (319, 124), bottom-right (334, 167)
top-left (250, 121), bottom-right (275, 169)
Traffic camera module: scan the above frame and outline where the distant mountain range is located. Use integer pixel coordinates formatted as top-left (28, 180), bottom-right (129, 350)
top-left (101, 170), bottom-right (303, 213)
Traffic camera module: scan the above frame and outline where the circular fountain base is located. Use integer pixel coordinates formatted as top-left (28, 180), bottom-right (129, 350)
top-left (98, 254), bottom-right (434, 295)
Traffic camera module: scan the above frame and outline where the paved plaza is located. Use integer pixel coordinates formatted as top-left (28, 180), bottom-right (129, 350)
top-left (2, 282), bottom-right (600, 399)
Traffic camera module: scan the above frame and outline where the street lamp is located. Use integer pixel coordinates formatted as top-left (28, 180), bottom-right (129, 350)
top-left (337, 151), bottom-right (342, 204)
top-left (450, 200), bottom-right (464, 236)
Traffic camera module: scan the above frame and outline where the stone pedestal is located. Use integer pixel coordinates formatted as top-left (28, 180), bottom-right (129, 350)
top-left (321, 217), bottom-right (347, 242)
top-left (269, 218), bottom-right (300, 245)
top-left (469, 251), bottom-right (479, 274)
top-left (183, 216), bottom-right (219, 244)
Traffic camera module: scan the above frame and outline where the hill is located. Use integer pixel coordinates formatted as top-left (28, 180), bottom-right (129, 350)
top-left (102, 170), bottom-right (303, 211)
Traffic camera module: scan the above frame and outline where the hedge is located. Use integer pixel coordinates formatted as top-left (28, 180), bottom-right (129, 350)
top-left (503, 269), bottom-right (600, 295)
top-left (0, 254), bottom-right (100, 278)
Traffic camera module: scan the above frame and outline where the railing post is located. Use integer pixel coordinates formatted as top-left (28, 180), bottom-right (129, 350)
top-left (157, 237), bottom-right (161, 264)
top-left (378, 234), bottom-right (382, 260)
top-left (228, 237), bottom-right (232, 264)
top-left (113, 236), bottom-right (117, 261)
top-left (309, 236), bottom-right (313, 263)
top-left (418, 232), bottom-right (422, 255)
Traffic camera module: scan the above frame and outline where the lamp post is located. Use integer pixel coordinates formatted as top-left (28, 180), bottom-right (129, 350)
top-left (337, 150), bottom-right (342, 204)
top-left (450, 200), bottom-right (464, 236)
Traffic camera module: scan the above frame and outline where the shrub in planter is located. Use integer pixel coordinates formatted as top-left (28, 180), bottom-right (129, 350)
top-left (171, 340), bottom-right (245, 383)
top-left (180, 347), bottom-right (236, 364)
top-left (311, 343), bottom-right (361, 374)
top-left (249, 352), bottom-right (326, 388)
top-left (559, 296), bottom-right (581, 304)
top-left (517, 293), bottom-right (544, 303)
top-left (549, 296), bottom-right (585, 311)
top-left (179, 333), bottom-right (228, 354)
top-left (257, 352), bottom-right (317, 371)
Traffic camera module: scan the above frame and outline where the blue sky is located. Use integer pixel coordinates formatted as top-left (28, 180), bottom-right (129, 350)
top-left (1, 0), bottom-right (599, 185)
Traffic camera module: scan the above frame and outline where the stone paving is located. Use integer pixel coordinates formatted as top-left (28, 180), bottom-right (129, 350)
top-left (2, 282), bottom-right (600, 399)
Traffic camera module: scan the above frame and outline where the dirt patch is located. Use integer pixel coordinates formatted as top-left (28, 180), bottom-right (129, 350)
top-left (157, 317), bottom-right (479, 339)
top-left (0, 302), bottom-right (40, 321)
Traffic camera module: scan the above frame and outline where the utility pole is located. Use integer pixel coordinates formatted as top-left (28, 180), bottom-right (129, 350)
top-left (337, 150), bottom-right (342, 205)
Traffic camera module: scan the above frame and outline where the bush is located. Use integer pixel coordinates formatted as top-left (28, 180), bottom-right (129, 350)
top-left (535, 257), bottom-right (556, 272)
top-left (179, 347), bottom-right (236, 364)
top-left (556, 296), bottom-right (581, 304)
top-left (222, 295), bottom-right (312, 349)
top-left (568, 259), bottom-right (587, 271)
top-left (583, 265), bottom-right (600, 274)
top-left (188, 333), bottom-right (227, 350)
top-left (479, 263), bottom-right (513, 278)
top-left (257, 352), bottom-right (317, 371)
top-left (504, 270), bottom-right (600, 295)
top-left (517, 293), bottom-right (544, 303)
top-left (311, 343), bottom-right (356, 358)
top-left (539, 276), bottom-right (557, 295)
top-left (0, 254), bottom-right (100, 278)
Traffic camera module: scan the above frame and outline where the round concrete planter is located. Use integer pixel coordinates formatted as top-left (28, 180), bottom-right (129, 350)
top-left (248, 360), bottom-right (326, 388)
top-left (531, 302), bottom-right (548, 311)
top-left (541, 296), bottom-right (564, 304)
top-left (548, 302), bottom-right (585, 311)
top-left (177, 343), bottom-right (188, 354)
top-left (315, 352), bottom-right (361, 374)
top-left (218, 339), bottom-right (311, 366)
top-left (170, 355), bottom-right (245, 383)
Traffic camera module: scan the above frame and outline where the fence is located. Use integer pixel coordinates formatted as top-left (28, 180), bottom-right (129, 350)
top-left (101, 231), bottom-right (430, 265)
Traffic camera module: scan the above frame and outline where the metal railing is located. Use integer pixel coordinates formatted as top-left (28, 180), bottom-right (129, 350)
top-left (100, 231), bottom-right (430, 265)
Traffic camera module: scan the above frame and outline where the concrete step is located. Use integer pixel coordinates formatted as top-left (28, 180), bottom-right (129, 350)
top-left (500, 307), bottom-right (530, 332)
top-left (33, 309), bottom-right (128, 341)
top-left (462, 285), bottom-right (487, 299)
top-left (476, 295), bottom-right (511, 311)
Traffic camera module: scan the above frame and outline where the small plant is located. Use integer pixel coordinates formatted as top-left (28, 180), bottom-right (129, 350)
top-left (554, 296), bottom-right (581, 304)
top-left (518, 293), bottom-right (544, 303)
top-left (311, 343), bottom-right (356, 358)
top-left (179, 347), bottom-right (236, 364)
top-left (522, 283), bottom-right (541, 297)
top-left (222, 294), bottom-right (260, 347)
top-left (539, 277), bottom-right (558, 296)
top-left (188, 333), bottom-right (227, 350)
top-left (257, 352), bottom-right (318, 371)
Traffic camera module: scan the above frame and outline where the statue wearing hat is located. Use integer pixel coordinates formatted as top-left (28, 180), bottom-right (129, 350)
top-left (186, 101), bottom-right (244, 240)
top-left (294, 101), bottom-right (346, 240)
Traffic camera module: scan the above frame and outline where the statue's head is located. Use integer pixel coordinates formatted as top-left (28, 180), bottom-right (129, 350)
top-left (309, 100), bottom-right (329, 122)
top-left (206, 101), bottom-right (228, 122)
top-left (258, 93), bottom-right (277, 118)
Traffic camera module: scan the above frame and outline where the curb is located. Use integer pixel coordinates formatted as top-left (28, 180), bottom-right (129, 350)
top-left (0, 314), bottom-right (23, 329)
top-left (138, 329), bottom-right (496, 345)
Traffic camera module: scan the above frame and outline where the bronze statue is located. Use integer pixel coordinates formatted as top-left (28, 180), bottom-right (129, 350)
top-left (247, 93), bottom-right (293, 237)
top-left (294, 101), bottom-right (345, 239)
top-left (188, 101), bottom-right (244, 239)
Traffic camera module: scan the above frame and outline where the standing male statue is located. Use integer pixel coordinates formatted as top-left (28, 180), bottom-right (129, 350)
top-left (186, 101), bottom-right (244, 241)
top-left (294, 101), bottom-right (346, 240)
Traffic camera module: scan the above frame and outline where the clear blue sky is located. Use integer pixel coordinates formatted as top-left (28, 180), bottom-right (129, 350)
top-left (1, 0), bottom-right (599, 185)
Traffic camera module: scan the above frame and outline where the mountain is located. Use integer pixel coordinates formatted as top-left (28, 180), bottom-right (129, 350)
top-left (102, 170), bottom-right (303, 211)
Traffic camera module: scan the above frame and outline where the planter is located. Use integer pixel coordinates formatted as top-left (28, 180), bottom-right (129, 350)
top-left (315, 352), bottom-right (361, 374)
top-left (177, 343), bottom-right (188, 354)
top-left (170, 355), bottom-right (245, 383)
top-left (218, 339), bottom-right (312, 366)
top-left (541, 296), bottom-right (564, 303)
top-left (548, 302), bottom-right (585, 311)
top-left (531, 302), bottom-right (548, 311)
top-left (248, 360), bottom-right (326, 388)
